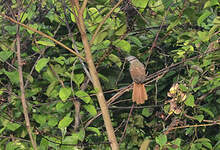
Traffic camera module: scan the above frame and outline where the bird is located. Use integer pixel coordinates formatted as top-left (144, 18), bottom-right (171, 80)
top-left (126, 56), bottom-right (148, 104)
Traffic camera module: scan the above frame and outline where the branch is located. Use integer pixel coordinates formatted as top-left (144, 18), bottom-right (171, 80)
top-left (16, 10), bottom-right (37, 150)
top-left (70, 0), bottom-right (119, 149)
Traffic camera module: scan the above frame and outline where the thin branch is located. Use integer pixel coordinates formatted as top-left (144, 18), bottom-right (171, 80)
top-left (16, 9), bottom-right (37, 150)
top-left (165, 122), bottom-right (220, 132)
top-left (0, 14), bottom-right (85, 60)
top-left (119, 103), bottom-right (134, 143)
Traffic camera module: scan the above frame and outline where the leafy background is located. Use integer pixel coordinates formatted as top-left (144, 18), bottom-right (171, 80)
top-left (0, 0), bottom-right (219, 149)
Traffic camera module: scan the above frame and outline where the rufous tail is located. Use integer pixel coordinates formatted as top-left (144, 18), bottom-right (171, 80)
top-left (132, 82), bottom-right (148, 104)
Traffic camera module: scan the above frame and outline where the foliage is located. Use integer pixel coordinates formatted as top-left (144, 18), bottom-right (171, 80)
top-left (0, 0), bottom-right (219, 149)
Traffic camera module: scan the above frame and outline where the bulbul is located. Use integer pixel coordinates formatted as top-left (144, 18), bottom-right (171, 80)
top-left (126, 56), bottom-right (148, 104)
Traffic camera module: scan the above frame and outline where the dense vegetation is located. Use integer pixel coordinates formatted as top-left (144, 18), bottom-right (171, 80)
top-left (0, 0), bottom-right (219, 149)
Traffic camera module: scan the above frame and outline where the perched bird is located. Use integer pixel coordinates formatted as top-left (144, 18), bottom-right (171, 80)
top-left (126, 56), bottom-right (148, 104)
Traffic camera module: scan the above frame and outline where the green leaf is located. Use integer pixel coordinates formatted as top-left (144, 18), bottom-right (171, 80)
top-left (35, 58), bottom-right (50, 72)
top-left (53, 56), bottom-right (65, 65)
top-left (83, 104), bottom-right (97, 116)
top-left (56, 102), bottom-right (65, 112)
top-left (179, 84), bottom-right (188, 92)
top-left (93, 32), bottom-right (108, 45)
top-left (33, 114), bottom-right (47, 126)
top-left (197, 10), bottom-right (212, 26)
top-left (156, 134), bottom-right (167, 147)
top-left (58, 114), bottom-right (73, 129)
top-left (191, 75), bottom-right (199, 88)
top-left (199, 107), bottom-right (214, 118)
top-left (6, 142), bottom-right (20, 150)
top-left (26, 87), bottom-right (42, 98)
top-left (4, 71), bottom-right (19, 85)
top-left (88, 7), bottom-right (102, 23)
top-left (48, 117), bottom-right (58, 127)
top-left (142, 108), bottom-right (153, 117)
top-left (75, 90), bottom-right (91, 103)
top-left (132, 0), bottom-right (149, 10)
top-left (73, 74), bottom-right (84, 87)
top-left (195, 138), bottom-right (212, 149)
top-left (40, 138), bottom-right (49, 150)
top-left (171, 138), bottom-right (181, 147)
top-left (112, 39), bottom-right (131, 52)
top-left (204, 0), bottom-right (219, 8)
top-left (185, 94), bottom-right (195, 107)
top-left (36, 40), bottom-right (55, 47)
top-left (76, 128), bottom-right (85, 142)
top-left (86, 127), bottom-right (101, 136)
top-left (4, 25), bottom-right (17, 35)
top-left (59, 87), bottom-right (72, 102)
top-left (46, 81), bottom-right (58, 97)
top-left (6, 123), bottom-right (21, 131)
top-left (62, 135), bottom-right (78, 145)
top-left (0, 50), bottom-right (13, 62)
top-left (194, 115), bottom-right (204, 123)
top-left (20, 12), bottom-right (28, 23)
top-left (108, 54), bottom-right (122, 68)
top-left (198, 31), bottom-right (209, 42)
top-left (128, 36), bottom-right (142, 47)
top-left (98, 73), bottom-right (109, 83)
top-left (115, 25), bottom-right (127, 36)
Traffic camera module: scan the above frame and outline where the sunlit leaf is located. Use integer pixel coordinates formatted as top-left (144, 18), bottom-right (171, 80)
top-left (83, 104), bottom-right (97, 116)
top-left (6, 122), bottom-right (21, 131)
top-left (108, 54), bottom-right (122, 68)
top-left (36, 40), bottom-right (55, 47)
top-left (194, 115), bottom-right (204, 123)
top-left (75, 90), bottom-right (91, 103)
top-left (58, 114), bottom-right (73, 129)
top-left (142, 108), bottom-right (153, 117)
top-left (59, 87), bottom-right (72, 102)
top-left (0, 50), bottom-right (13, 62)
top-left (4, 71), bottom-right (19, 85)
top-left (86, 127), bottom-right (101, 136)
top-left (156, 134), bottom-right (167, 147)
top-left (93, 32), bottom-right (108, 45)
top-left (112, 39), bottom-right (131, 52)
top-left (185, 94), bottom-right (195, 107)
top-left (197, 10), bottom-right (212, 26)
top-left (35, 58), bottom-right (50, 72)
top-left (73, 74), bottom-right (84, 87)
top-left (115, 25), bottom-right (127, 36)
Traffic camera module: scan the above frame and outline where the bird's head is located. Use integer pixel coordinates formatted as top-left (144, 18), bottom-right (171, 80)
top-left (125, 56), bottom-right (137, 63)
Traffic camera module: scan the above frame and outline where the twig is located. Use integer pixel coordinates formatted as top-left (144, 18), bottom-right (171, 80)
top-left (145, 9), bottom-right (167, 67)
top-left (166, 122), bottom-right (220, 131)
top-left (119, 103), bottom-right (134, 143)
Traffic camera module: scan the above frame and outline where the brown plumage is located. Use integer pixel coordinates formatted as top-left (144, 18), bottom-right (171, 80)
top-left (126, 56), bottom-right (148, 104)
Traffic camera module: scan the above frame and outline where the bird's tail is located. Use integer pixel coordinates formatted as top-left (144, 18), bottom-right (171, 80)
top-left (132, 82), bottom-right (148, 104)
